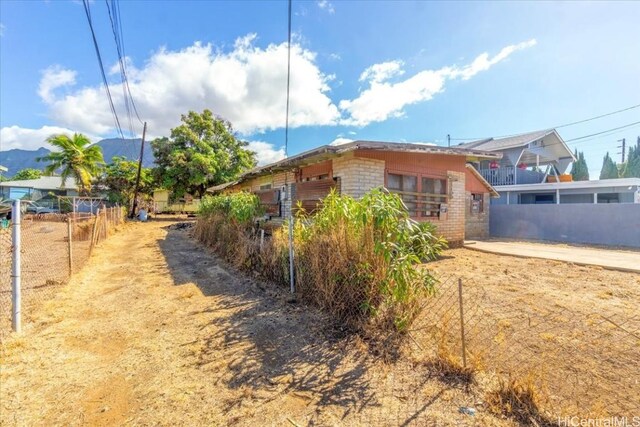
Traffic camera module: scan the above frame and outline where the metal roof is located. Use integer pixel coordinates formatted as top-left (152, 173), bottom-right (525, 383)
top-left (458, 129), bottom-right (556, 151)
top-left (0, 176), bottom-right (79, 190)
top-left (208, 140), bottom-right (502, 192)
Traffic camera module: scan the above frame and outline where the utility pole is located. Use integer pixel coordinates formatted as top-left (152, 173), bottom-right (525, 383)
top-left (617, 138), bottom-right (626, 163)
top-left (447, 134), bottom-right (451, 147)
top-left (130, 121), bottom-right (147, 218)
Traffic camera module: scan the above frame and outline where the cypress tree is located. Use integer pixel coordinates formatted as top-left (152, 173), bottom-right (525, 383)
top-left (570, 149), bottom-right (590, 181)
top-left (621, 145), bottom-right (640, 178)
top-left (599, 152), bottom-right (619, 180)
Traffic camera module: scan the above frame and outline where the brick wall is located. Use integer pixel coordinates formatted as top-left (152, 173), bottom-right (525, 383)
top-left (465, 191), bottom-right (490, 240)
top-left (431, 170), bottom-right (466, 247)
top-left (332, 152), bottom-right (385, 199)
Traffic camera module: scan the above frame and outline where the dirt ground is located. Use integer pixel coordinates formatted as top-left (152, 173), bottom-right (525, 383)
top-left (1, 220), bottom-right (638, 425)
top-left (0, 221), bottom-right (513, 426)
top-left (424, 247), bottom-right (640, 416)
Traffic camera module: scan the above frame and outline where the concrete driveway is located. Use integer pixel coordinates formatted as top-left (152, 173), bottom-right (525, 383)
top-left (465, 240), bottom-right (640, 273)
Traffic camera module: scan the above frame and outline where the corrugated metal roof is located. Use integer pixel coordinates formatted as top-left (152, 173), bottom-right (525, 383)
top-left (0, 176), bottom-right (79, 190)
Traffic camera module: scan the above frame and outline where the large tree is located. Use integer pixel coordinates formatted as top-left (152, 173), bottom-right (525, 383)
top-left (599, 152), bottom-right (619, 180)
top-left (37, 133), bottom-right (105, 193)
top-left (570, 149), bottom-right (589, 181)
top-left (621, 145), bottom-right (640, 178)
top-left (12, 168), bottom-right (43, 181)
top-left (97, 156), bottom-right (154, 207)
top-left (151, 109), bottom-right (256, 198)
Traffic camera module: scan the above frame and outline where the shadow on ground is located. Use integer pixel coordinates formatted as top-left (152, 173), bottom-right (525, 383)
top-left (156, 226), bottom-right (472, 426)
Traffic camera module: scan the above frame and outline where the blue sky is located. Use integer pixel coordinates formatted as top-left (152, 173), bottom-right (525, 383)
top-left (1, 0), bottom-right (639, 177)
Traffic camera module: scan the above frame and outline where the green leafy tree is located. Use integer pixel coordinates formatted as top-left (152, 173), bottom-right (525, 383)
top-left (37, 133), bottom-right (105, 193)
top-left (621, 145), bottom-right (640, 178)
top-left (599, 152), bottom-right (619, 180)
top-left (151, 110), bottom-right (257, 198)
top-left (12, 168), bottom-right (42, 181)
top-left (570, 149), bottom-right (589, 181)
top-left (97, 156), bottom-right (154, 206)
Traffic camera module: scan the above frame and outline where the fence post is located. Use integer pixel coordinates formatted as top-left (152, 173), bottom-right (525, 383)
top-left (260, 229), bottom-right (265, 250)
top-left (89, 208), bottom-right (100, 257)
top-left (288, 215), bottom-right (295, 294)
top-left (458, 278), bottom-right (467, 368)
top-left (11, 199), bottom-right (21, 333)
top-left (67, 216), bottom-right (73, 274)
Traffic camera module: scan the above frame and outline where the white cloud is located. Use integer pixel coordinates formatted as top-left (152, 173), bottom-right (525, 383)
top-left (329, 137), bottom-right (354, 146)
top-left (340, 39), bottom-right (537, 126)
top-left (359, 60), bottom-right (405, 84)
top-left (38, 66), bottom-right (77, 104)
top-left (0, 125), bottom-right (84, 151)
top-left (317, 0), bottom-right (335, 14)
top-left (450, 39), bottom-right (537, 80)
top-left (246, 141), bottom-right (286, 165)
top-left (39, 36), bottom-right (340, 138)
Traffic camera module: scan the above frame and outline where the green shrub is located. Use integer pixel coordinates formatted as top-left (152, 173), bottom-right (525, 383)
top-left (195, 188), bottom-right (447, 346)
top-left (289, 188), bottom-right (447, 337)
top-left (199, 192), bottom-right (263, 225)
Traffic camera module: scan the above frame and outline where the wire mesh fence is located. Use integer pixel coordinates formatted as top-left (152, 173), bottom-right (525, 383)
top-left (410, 276), bottom-right (639, 418)
top-left (0, 205), bottom-right (126, 341)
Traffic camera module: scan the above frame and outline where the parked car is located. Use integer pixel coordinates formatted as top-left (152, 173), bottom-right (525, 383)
top-left (23, 201), bottom-right (60, 214)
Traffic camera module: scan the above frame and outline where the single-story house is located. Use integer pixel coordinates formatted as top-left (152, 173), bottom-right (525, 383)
top-left (153, 189), bottom-right (201, 213)
top-left (208, 141), bottom-right (501, 246)
top-left (0, 176), bottom-right (80, 201)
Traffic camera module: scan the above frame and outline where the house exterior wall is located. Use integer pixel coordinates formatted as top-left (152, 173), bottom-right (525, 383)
top-left (465, 191), bottom-right (490, 239)
top-left (332, 152), bottom-right (385, 199)
top-left (223, 151), bottom-right (491, 246)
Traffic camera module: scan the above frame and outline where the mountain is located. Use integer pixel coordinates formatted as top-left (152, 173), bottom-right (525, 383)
top-left (0, 138), bottom-right (156, 177)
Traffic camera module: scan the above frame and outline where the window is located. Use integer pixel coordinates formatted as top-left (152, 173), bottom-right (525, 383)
top-left (388, 173), bottom-right (418, 214)
top-left (387, 172), bottom-right (447, 218)
top-left (471, 193), bottom-right (483, 214)
top-left (597, 193), bottom-right (619, 204)
top-left (259, 184), bottom-right (272, 190)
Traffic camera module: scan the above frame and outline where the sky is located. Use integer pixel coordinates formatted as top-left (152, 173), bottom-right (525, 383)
top-left (1, 0), bottom-right (639, 177)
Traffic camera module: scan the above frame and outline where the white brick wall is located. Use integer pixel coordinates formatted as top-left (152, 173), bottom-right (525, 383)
top-left (333, 153), bottom-right (385, 198)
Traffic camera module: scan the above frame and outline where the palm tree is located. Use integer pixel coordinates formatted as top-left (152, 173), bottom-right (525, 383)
top-left (37, 133), bottom-right (105, 193)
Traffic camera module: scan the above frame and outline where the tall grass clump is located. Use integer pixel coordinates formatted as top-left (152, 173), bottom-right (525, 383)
top-left (289, 188), bottom-right (447, 339)
top-left (194, 192), bottom-right (264, 268)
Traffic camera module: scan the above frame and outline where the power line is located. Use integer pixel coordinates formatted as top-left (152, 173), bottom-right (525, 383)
top-left (82, 0), bottom-right (125, 140)
top-left (555, 104), bottom-right (640, 129)
top-left (284, 0), bottom-right (292, 158)
top-left (450, 102), bottom-right (640, 142)
top-left (565, 121), bottom-right (640, 143)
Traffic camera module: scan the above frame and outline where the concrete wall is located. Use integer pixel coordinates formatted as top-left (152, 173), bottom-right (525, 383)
top-left (490, 204), bottom-right (640, 248)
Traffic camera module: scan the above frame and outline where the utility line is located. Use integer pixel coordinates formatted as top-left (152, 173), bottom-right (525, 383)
top-left (82, 0), bottom-right (125, 140)
top-left (284, 0), bottom-right (292, 158)
top-left (450, 103), bottom-right (640, 142)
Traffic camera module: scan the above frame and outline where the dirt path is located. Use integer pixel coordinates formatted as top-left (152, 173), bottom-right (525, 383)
top-left (1, 221), bottom-right (507, 426)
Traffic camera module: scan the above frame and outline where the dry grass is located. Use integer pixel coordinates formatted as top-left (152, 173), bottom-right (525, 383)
top-left (1, 221), bottom-right (515, 426)
top-left (485, 374), bottom-right (552, 426)
top-left (427, 248), bottom-right (640, 419)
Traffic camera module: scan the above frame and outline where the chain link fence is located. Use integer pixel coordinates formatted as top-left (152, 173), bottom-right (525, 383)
top-left (0, 204), bottom-right (126, 341)
top-left (406, 275), bottom-right (640, 420)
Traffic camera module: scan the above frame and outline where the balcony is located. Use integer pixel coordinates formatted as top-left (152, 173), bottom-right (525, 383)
top-left (478, 166), bottom-right (547, 186)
